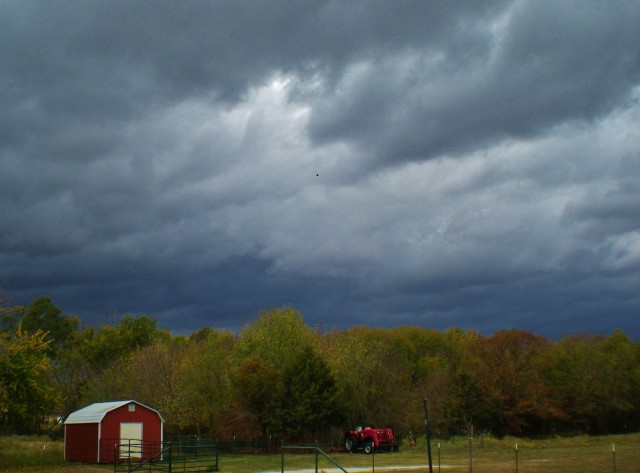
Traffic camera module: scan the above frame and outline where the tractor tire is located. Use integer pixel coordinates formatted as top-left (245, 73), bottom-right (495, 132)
top-left (363, 441), bottom-right (374, 454)
top-left (345, 435), bottom-right (357, 453)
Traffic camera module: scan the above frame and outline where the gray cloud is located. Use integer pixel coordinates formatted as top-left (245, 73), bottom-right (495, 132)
top-left (1, 0), bottom-right (639, 338)
top-left (308, 0), bottom-right (640, 168)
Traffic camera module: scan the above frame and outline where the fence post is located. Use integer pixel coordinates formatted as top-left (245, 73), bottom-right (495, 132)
top-left (468, 425), bottom-right (473, 473)
top-left (437, 443), bottom-right (441, 473)
top-left (128, 441), bottom-right (132, 473)
top-left (168, 441), bottom-right (172, 473)
top-left (372, 443), bottom-right (375, 473)
top-left (515, 443), bottom-right (518, 473)
top-left (315, 441), bottom-right (319, 473)
top-left (612, 443), bottom-right (616, 473)
top-left (216, 439), bottom-right (220, 472)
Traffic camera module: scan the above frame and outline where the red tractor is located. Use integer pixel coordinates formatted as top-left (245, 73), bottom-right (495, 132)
top-left (344, 426), bottom-right (397, 453)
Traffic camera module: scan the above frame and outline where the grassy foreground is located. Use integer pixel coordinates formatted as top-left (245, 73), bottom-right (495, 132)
top-left (1, 433), bottom-right (639, 473)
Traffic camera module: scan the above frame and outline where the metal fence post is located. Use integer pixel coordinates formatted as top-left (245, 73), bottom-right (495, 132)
top-left (515, 443), bottom-right (519, 473)
top-left (372, 443), bottom-right (375, 473)
top-left (216, 439), bottom-right (220, 472)
top-left (612, 443), bottom-right (616, 473)
top-left (315, 441), bottom-right (319, 473)
top-left (468, 425), bottom-right (473, 473)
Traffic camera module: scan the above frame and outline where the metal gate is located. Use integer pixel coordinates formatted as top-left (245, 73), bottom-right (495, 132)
top-left (113, 440), bottom-right (218, 473)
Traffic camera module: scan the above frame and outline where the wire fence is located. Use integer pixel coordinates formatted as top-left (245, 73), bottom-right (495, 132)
top-left (179, 435), bottom-right (338, 455)
top-left (151, 435), bottom-right (639, 473)
top-left (421, 439), bottom-right (639, 473)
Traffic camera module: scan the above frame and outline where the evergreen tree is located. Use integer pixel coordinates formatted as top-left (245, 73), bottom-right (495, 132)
top-left (274, 346), bottom-right (344, 439)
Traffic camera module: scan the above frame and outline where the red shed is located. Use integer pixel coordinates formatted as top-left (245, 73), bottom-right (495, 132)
top-left (64, 400), bottom-right (164, 464)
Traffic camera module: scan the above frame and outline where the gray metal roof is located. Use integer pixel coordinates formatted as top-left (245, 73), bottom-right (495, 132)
top-left (64, 400), bottom-right (164, 424)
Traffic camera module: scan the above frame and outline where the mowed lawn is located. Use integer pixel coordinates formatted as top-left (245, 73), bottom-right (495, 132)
top-left (1, 434), bottom-right (639, 473)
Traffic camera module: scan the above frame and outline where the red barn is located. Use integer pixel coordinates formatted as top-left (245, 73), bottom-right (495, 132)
top-left (64, 400), bottom-right (164, 464)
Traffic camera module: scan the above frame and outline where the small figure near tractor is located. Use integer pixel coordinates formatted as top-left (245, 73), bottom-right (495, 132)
top-left (344, 425), bottom-right (397, 453)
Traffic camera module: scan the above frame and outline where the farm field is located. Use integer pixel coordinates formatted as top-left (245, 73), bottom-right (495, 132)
top-left (1, 433), bottom-right (639, 473)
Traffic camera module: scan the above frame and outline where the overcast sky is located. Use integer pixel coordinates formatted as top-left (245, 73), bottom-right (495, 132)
top-left (2, 0), bottom-right (639, 338)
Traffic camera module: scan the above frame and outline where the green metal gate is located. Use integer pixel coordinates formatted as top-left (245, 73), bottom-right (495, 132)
top-left (280, 441), bottom-right (349, 473)
top-left (113, 440), bottom-right (219, 473)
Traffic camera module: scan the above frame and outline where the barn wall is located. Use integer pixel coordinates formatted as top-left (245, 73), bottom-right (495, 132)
top-left (65, 423), bottom-right (100, 463)
top-left (99, 403), bottom-right (163, 463)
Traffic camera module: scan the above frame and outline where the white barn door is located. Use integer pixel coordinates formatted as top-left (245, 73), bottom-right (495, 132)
top-left (120, 422), bottom-right (143, 459)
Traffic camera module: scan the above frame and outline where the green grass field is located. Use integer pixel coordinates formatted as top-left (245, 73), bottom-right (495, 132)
top-left (1, 433), bottom-right (639, 473)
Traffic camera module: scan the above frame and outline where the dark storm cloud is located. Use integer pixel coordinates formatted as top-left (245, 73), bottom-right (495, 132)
top-left (1, 0), bottom-right (639, 337)
top-left (307, 0), bottom-right (640, 168)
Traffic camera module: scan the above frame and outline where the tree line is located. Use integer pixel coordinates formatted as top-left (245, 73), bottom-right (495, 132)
top-left (1, 295), bottom-right (639, 441)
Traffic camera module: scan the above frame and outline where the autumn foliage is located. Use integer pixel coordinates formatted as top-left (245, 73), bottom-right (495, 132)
top-left (1, 297), bottom-right (639, 440)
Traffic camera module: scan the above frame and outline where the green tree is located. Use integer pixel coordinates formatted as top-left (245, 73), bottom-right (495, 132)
top-left (596, 330), bottom-right (639, 432)
top-left (20, 297), bottom-right (79, 358)
top-left (437, 328), bottom-right (483, 437)
top-left (389, 326), bottom-right (447, 386)
top-left (79, 315), bottom-right (171, 415)
top-left (545, 334), bottom-right (602, 432)
top-left (51, 339), bottom-right (93, 418)
top-left (235, 307), bottom-right (313, 369)
top-left (127, 340), bottom-right (195, 435)
top-left (182, 329), bottom-right (236, 436)
top-left (0, 327), bottom-right (57, 434)
top-left (386, 326), bottom-right (451, 436)
top-left (317, 327), bottom-right (399, 428)
top-left (81, 339), bottom-right (193, 434)
top-left (82, 315), bottom-right (166, 370)
top-left (546, 330), bottom-right (640, 434)
top-left (273, 346), bottom-right (344, 439)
